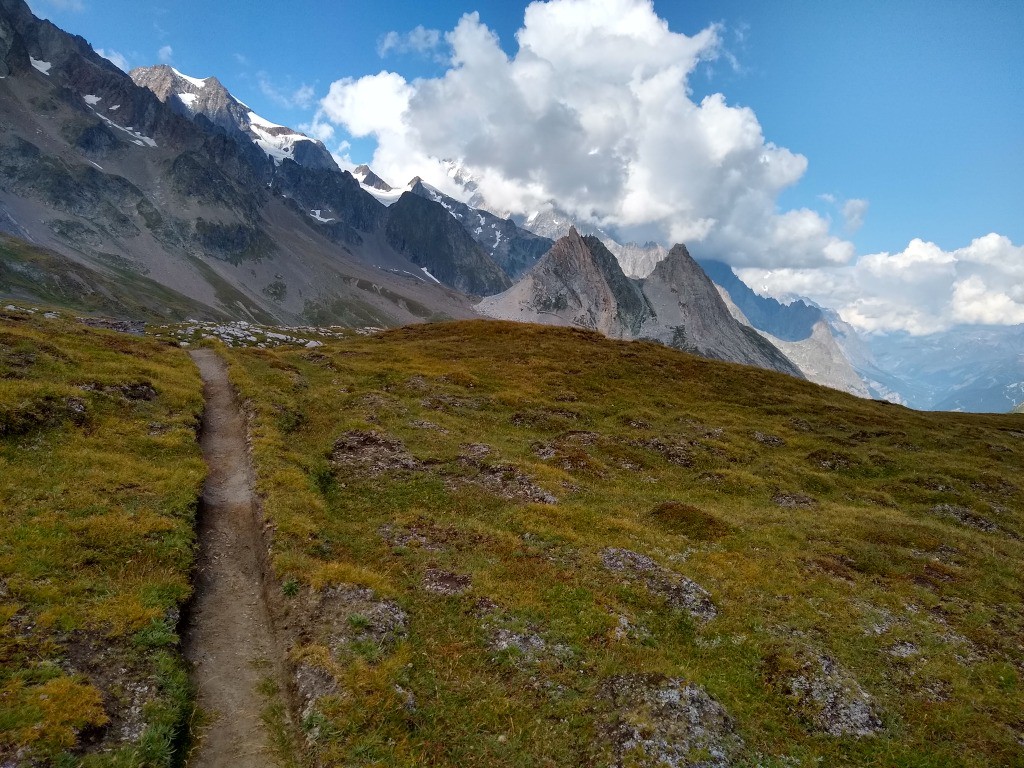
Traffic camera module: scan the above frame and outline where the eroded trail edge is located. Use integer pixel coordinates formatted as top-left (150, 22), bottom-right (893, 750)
top-left (185, 349), bottom-right (292, 767)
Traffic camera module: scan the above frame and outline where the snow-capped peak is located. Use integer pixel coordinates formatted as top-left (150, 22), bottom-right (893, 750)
top-left (171, 67), bottom-right (208, 90)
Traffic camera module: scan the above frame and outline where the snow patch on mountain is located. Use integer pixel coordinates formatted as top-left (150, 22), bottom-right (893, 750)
top-left (29, 57), bottom-right (51, 75)
top-left (171, 67), bottom-right (208, 89)
top-left (89, 108), bottom-right (158, 147)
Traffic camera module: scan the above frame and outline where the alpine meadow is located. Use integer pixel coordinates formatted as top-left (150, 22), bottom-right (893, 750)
top-left (1, 0), bottom-right (1022, 766)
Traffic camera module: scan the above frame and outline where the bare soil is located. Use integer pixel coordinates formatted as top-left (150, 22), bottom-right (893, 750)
top-left (185, 350), bottom-right (293, 767)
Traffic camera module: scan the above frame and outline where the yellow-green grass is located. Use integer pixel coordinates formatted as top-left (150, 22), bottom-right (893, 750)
top-left (227, 319), bottom-right (1024, 767)
top-left (0, 309), bottom-right (205, 766)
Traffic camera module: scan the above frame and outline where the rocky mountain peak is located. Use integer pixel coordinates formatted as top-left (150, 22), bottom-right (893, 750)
top-left (352, 164), bottom-right (393, 191)
top-left (129, 64), bottom-right (336, 171)
top-left (638, 244), bottom-right (802, 376)
top-left (477, 229), bottom-right (654, 339)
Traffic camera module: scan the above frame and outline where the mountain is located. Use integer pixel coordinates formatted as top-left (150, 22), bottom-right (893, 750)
top-left (350, 168), bottom-right (553, 280)
top-left (636, 244), bottom-right (802, 374)
top-left (383, 190), bottom-right (512, 296)
top-left (699, 260), bottom-right (821, 342)
top-left (352, 163), bottom-right (393, 191)
top-left (407, 178), bottom-right (553, 279)
top-left (478, 229), bottom-right (802, 376)
top-left (477, 227), bottom-right (653, 339)
top-left (702, 260), bottom-right (873, 398)
top-left (131, 64), bottom-right (338, 171)
top-left (867, 326), bottom-right (1024, 413)
top-left (0, 0), bottom-right (514, 326)
top-left (610, 240), bottom-right (669, 279)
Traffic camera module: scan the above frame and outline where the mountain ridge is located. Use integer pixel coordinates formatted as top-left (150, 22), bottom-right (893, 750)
top-left (0, 0), bottom-right (512, 327)
top-left (478, 230), bottom-right (802, 376)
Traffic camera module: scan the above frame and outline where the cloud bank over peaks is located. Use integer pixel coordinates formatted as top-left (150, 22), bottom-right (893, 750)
top-left (739, 233), bottom-right (1024, 335)
top-left (312, 0), bottom-right (855, 270)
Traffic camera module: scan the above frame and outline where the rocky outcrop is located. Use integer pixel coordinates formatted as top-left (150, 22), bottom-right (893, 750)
top-left (385, 192), bottom-right (512, 296)
top-left (638, 245), bottom-right (802, 375)
top-left (408, 179), bottom-right (553, 279)
top-left (476, 228), bottom-right (654, 339)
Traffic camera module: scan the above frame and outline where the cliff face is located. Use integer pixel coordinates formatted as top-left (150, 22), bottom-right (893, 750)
top-left (638, 245), bottom-right (803, 376)
top-left (477, 232), bottom-right (802, 377)
top-left (476, 228), bottom-right (654, 340)
top-left (384, 192), bottom-right (513, 297)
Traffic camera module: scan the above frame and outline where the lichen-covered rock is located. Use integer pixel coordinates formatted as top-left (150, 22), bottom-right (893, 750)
top-left (294, 662), bottom-right (339, 724)
top-left (931, 503), bottom-right (998, 533)
top-left (601, 547), bottom-right (717, 623)
top-left (330, 430), bottom-right (420, 476)
top-left (786, 652), bottom-right (883, 737)
top-left (601, 674), bottom-right (743, 767)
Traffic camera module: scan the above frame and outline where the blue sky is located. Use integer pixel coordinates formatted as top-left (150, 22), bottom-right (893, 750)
top-left (25, 0), bottom-right (1024, 332)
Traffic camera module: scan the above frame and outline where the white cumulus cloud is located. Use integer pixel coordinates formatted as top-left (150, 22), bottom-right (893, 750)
top-left (312, 0), bottom-right (854, 269)
top-left (157, 45), bottom-right (173, 64)
top-left (739, 233), bottom-right (1024, 335)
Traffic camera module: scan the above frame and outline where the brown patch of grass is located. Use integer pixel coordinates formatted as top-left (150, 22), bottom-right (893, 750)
top-left (647, 502), bottom-right (733, 540)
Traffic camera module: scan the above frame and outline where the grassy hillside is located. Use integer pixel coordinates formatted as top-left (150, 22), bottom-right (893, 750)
top-left (0, 308), bottom-right (205, 766)
top-left (225, 320), bottom-right (1024, 767)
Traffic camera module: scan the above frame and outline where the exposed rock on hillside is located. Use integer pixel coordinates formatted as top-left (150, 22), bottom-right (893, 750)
top-left (638, 244), bottom-right (801, 374)
top-left (784, 651), bottom-right (884, 737)
top-left (601, 675), bottom-right (744, 767)
top-left (478, 232), bottom-right (801, 376)
top-left (477, 228), bottom-right (654, 339)
top-left (601, 547), bottom-right (717, 623)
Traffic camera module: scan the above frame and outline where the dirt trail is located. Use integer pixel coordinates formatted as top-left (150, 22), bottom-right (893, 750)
top-left (185, 349), bottom-right (292, 767)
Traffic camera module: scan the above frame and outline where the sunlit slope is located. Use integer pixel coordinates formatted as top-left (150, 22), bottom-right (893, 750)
top-left (227, 319), bottom-right (1024, 767)
top-left (0, 309), bottom-right (204, 766)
